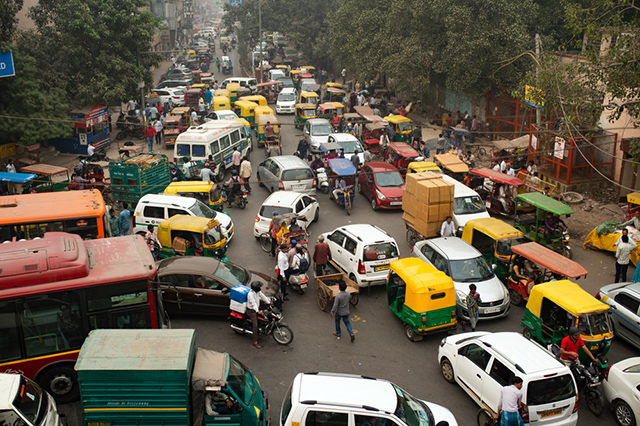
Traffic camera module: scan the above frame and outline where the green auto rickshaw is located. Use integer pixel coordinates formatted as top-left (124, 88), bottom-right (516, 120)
top-left (157, 215), bottom-right (227, 258)
top-left (387, 258), bottom-right (457, 342)
top-left (513, 192), bottom-right (574, 258)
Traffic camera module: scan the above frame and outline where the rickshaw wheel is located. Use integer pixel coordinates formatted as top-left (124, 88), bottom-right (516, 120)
top-left (317, 287), bottom-right (328, 311)
top-left (562, 246), bottom-right (573, 259)
top-left (259, 233), bottom-right (271, 252)
top-left (350, 292), bottom-right (359, 306)
top-left (476, 409), bottom-right (496, 426)
top-left (405, 325), bottom-right (422, 342)
top-left (509, 289), bottom-right (522, 306)
top-left (522, 328), bottom-right (533, 339)
top-left (346, 197), bottom-right (352, 215)
top-left (406, 228), bottom-right (419, 248)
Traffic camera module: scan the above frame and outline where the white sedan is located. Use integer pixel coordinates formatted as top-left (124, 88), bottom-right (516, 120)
top-left (152, 88), bottom-right (186, 106)
top-left (603, 357), bottom-right (640, 426)
top-left (253, 191), bottom-right (319, 238)
top-left (326, 133), bottom-right (365, 164)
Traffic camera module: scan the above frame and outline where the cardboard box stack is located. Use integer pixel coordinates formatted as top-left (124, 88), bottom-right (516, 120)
top-left (402, 172), bottom-right (454, 238)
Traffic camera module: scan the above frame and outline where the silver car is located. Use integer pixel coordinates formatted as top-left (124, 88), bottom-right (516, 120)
top-left (597, 282), bottom-right (640, 350)
top-left (257, 155), bottom-right (317, 195)
top-left (412, 237), bottom-right (510, 321)
top-left (303, 118), bottom-right (333, 152)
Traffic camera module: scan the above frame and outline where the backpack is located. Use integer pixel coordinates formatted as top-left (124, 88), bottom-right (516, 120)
top-left (232, 176), bottom-right (241, 192)
top-left (187, 161), bottom-right (199, 178)
top-left (298, 253), bottom-right (309, 272)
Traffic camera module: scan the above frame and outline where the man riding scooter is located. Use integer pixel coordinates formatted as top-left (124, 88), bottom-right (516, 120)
top-left (223, 169), bottom-right (242, 207)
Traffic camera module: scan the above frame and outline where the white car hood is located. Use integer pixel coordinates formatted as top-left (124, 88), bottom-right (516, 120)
top-left (309, 134), bottom-right (330, 148)
top-left (422, 400), bottom-right (458, 426)
top-left (215, 212), bottom-right (234, 238)
top-left (453, 210), bottom-right (490, 229)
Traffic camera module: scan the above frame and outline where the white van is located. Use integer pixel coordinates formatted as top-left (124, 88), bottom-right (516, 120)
top-left (132, 194), bottom-right (234, 240)
top-left (276, 88), bottom-right (297, 114)
top-left (268, 69), bottom-right (285, 82)
top-left (221, 77), bottom-right (258, 93)
top-left (438, 331), bottom-right (578, 426)
top-left (174, 120), bottom-right (250, 181)
top-left (440, 174), bottom-right (490, 235)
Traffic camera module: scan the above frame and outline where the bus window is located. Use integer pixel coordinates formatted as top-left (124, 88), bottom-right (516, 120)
top-left (192, 144), bottom-right (206, 158)
top-left (219, 135), bottom-right (230, 150)
top-left (211, 141), bottom-right (220, 155)
top-left (64, 217), bottom-right (99, 240)
top-left (230, 130), bottom-right (240, 144)
top-left (38, 222), bottom-right (64, 235)
top-left (85, 280), bottom-right (149, 312)
top-left (0, 300), bottom-right (21, 362)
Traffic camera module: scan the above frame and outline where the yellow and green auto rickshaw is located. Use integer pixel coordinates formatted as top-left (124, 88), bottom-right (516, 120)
top-left (294, 103), bottom-right (317, 129)
top-left (387, 258), bottom-right (457, 341)
top-left (324, 87), bottom-right (346, 103)
top-left (276, 65), bottom-right (290, 76)
top-left (236, 86), bottom-right (252, 99)
top-left (384, 115), bottom-right (413, 142)
top-left (214, 88), bottom-right (230, 99)
top-left (234, 100), bottom-right (259, 125)
top-left (186, 49), bottom-right (196, 59)
top-left (163, 181), bottom-right (224, 212)
top-left (254, 105), bottom-right (275, 126)
top-left (406, 161), bottom-right (442, 174)
top-left (300, 91), bottom-right (320, 105)
top-left (226, 82), bottom-right (241, 105)
top-left (239, 94), bottom-right (267, 107)
top-left (212, 96), bottom-right (231, 111)
top-left (461, 218), bottom-right (526, 282)
top-left (157, 215), bottom-right (227, 258)
top-left (256, 114), bottom-right (280, 148)
top-left (521, 280), bottom-right (613, 363)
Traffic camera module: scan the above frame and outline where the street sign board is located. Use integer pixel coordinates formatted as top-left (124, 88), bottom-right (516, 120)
top-left (0, 51), bottom-right (15, 78)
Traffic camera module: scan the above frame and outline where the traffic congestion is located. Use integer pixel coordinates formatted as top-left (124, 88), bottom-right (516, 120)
top-left (1, 13), bottom-right (640, 426)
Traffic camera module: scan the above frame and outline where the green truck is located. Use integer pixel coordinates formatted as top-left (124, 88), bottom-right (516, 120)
top-left (75, 329), bottom-right (270, 426)
top-left (109, 153), bottom-right (171, 207)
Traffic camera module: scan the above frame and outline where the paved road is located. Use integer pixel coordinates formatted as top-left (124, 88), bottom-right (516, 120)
top-left (58, 45), bottom-right (636, 426)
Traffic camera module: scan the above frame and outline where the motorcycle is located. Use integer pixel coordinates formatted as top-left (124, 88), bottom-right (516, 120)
top-left (84, 151), bottom-right (110, 163)
top-left (288, 270), bottom-right (309, 295)
top-left (315, 167), bottom-right (329, 194)
top-left (229, 305), bottom-right (294, 345)
top-left (116, 124), bottom-right (144, 141)
top-left (222, 185), bottom-right (247, 209)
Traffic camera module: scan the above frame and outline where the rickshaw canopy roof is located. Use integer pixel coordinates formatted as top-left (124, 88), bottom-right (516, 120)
top-left (159, 214), bottom-right (220, 233)
top-left (354, 106), bottom-right (387, 124)
top-left (231, 118), bottom-right (250, 127)
top-left (226, 82), bottom-right (241, 91)
top-left (239, 95), bottom-right (266, 104)
top-left (257, 114), bottom-right (278, 125)
top-left (320, 142), bottom-right (342, 153)
top-left (511, 242), bottom-right (589, 278)
top-left (255, 106), bottom-right (275, 114)
top-left (163, 115), bottom-right (182, 124)
top-left (328, 158), bottom-right (357, 175)
top-left (0, 172), bottom-right (37, 183)
top-left (492, 135), bottom-right (530, 151)
top-left (318, 103), bottom-right (337, 112)
top-left (434, 154), bottom-right (469, 173)
top-left (301, 91), bottom-right (319, 98)
top-left (471, 167), bottom-right (524, 186)
top-left (20, 163), bottom-right (68, 176)
top-left (464, 218), bottom-right (523, 240)
top-left (627, 192), bottom-right (640, 205)
top-left (526, 280), bottom-right (609, 317)
top-left (235, 100), bottom-right (258, 111)
top-left (388, 142), bottom-right (420, 157)
top-left (325, 83), bottom-right (345, 89)
top-left (516, 192), bottom-right (574, 215)
top-left (326, 87), bottom-right (346, 94)
top-left (306, 84), bottom-right (321, 92)
top-left (172, 107), bottom-right (191, 114)
top-left (365, 122), bottom-right (387, 131)
top-left (389, 258), bottom-right (455, 313)
top-left (296, 103), bottom-right (316, 110)
top-left (164, 181), bottom-right (215, 193)
top-left (407, 161), bottom-right (442, 173)
top-left (256, 81), bottom-right (281, 88)
top-left (384, 115), bottom-right (412, 124)
top-left (343, 113), bottom-right (360, 120)
top-left (327, 102), bottom-right (345, 108)
top-left (214, 89), bottom-right (230, 97)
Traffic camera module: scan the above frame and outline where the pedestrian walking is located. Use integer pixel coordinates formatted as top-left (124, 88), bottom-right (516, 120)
top-left (463, 284), bottom-right (481, 331)
top-left (331, 281), bottom-right (355, 342)
top-left (108, 207), bottom-right (120, 237)
top-left (296, 136), bottom-right (310, 160)
top-left (231, 147), bottom-right (242, 174)
top-left (149, 105), bottom-right (158, 121)
top-left (119, 203), bottom-right (131, 236)
top-left (199, 165), bottom-right (215, 182)
top-left (239, 156), bottom-right (252, 193)
top-left (615, 234), bottom-right (635, 283)
top-left (5, 159), bottom-right (17, 193)
top-left (144, 124), bottom-right (156, 153)
top-left (341, 68), bottom-right (347, 85)
top-left (470, 115), bottom-right (479, 144)
top-left (440, 216), bottom-right (455, 237)
top-left (494, 377), bottom-right (525, 426)
top-left (412, 126), bottom-right (422, 149)
top-left (153, 119), bottom-right (163, 146)
top-left (144, 225), bottom-right (161, 260)
top-left (268, 211), bottom-right (280, 257)
top-left (313, 235), bottom-right (331, 277)
top-left (190, 108), bottom-right (199, 127)
top-left (277, 243), bottom-right (290, 301)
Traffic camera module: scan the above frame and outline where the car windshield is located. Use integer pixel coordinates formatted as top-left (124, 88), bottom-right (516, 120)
top-left (375, 171), bottom-right (404, 188)
top-left (398, 123), bottom-right (412, 132)
top-left (188, 199), bottom-right (216, 218)
top-left (527, 375), bottom-right (575, 406)
top-left (213, 261), bottom-right (250, 286)
top-left (336, 139), bottom-right (363, 153)
top-left (278, 93), bottom-right (295, 102)
top-left (204, 225), bottom-right (223, 246)
top-left (362, 242), bottom-right (398, 262)
top-left (311, 124), bottom-right (332, 136)
top-left (260, 205), bottom-right (294, 217)
top-left (448, 256), bottom-right (494, 282)
top-left (453, 196), bottom-right (486, 215)
top-left (393, 384), bottom-right (434, 426)
top-left (496, 236), bottom-right (527, 257)
top-left (282, 169), bottom-right (314, 180)
top-left (13, 376), bottom-right (44, 426)
top-left (578, 311), bottom-right (612, 336)
top-left (227, 356), bottom-right (256, 404)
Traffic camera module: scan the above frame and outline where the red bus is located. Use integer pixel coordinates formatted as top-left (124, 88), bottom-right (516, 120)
top-left (0, 232), bottom-right (166, 404)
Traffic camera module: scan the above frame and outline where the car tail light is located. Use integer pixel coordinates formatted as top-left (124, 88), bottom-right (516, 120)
top-left (357, 259), bottom-right (365, 275)
top-left (595, 292), bottom-right (601, 300)
top-left (278, 181), bottom-right (284, 191)
top-left (173, 158), bottom-right (177, 163)
top-left (255, 215), bottom-right (260, 222)
top-left (572, 395), bottom-right (579, 414)
top-left (312, 178), bottom-right (316, 188)
top-left (521, 403), bottom-right (529, 422)
top-left (605, 365), bottom-right (611, 380)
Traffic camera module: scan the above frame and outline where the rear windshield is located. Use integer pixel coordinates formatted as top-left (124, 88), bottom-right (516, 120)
top-left (282, 168), bottom-right (314, 181)
top-left (260, 205), bottom-right (293, 217)
top-left (526, 374), bottom-right (575, 406)
top-left (453, 195), bottom-right (486, 215)
top-left (362, 242), bottom-right (398, 262)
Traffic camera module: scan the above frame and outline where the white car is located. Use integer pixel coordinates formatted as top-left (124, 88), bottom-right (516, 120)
top-left (280, 372), bottom-right (458, 426)
top-left (326, 134), bottom-right (365, 164)
top-left (303, 118), bottom-right (333, 152)
top-left (412, 237), bottom-right (510, 321)
top-left (321, 224), bottom-right (399, 287)
top-left (276, 88), bottom-right (297, 114)
top-left (603, 357), bottom-right (640, 426)
top-left (253, 191), bottom-right (319, 238)
top-left (152, 88), bottom-right (186, 106)
top-left (205, 110), bottom-right (239, 121)
top-left (596, 282), bottom-right (640, 350)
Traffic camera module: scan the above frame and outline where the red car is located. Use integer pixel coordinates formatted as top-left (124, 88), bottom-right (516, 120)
top-left (358, 161), bottom-right (405, 210)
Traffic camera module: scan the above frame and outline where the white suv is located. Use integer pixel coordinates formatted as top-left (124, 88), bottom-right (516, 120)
top-left (280, 372), bottom-right (458, 426)
top-left (438, 332), bottom-right (578, 426)
top-left (321, 224), bottom-right (399, 287)
top-left (277, 88), bottom-right (297, 114)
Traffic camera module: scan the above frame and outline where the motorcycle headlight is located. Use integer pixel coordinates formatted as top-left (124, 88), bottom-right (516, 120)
top-left (564, 234), bottom-right (570, 241)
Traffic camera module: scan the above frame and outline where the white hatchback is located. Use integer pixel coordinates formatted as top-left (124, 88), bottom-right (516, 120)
top-left (603, 357), bottom-right (640, 426)
top-left (253, 191), bottom-right (319, 238)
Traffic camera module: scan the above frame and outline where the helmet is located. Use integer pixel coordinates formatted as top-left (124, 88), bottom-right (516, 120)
top-left (291, 239), bottom-right (297, 246)
top-left (251, 281), bottom-right (263, 292)
top-left (569, 327), bottom-right (580, 336)
top-left (230, 169), bottom-right (239, 176)
top-left (272, 211), bottom-right (279, 216)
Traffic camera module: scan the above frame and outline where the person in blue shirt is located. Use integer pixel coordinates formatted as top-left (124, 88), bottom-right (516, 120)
top-left (119, 202), bottom-right (131, 236)
top-left (205, 88), bottom-right (213, 106)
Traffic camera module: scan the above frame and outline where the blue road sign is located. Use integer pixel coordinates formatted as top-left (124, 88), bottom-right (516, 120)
top-left (0, 51), bottom-right (15, 78)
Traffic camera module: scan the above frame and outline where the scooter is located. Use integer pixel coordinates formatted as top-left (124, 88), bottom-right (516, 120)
top-left (288, 270), bottom-right (309, 295)
top-left (229, 305), bottom-right (294, 345)
top-left (315, 167), bottom-right (329, 194)
top-left (222, 187), bottom-right (247, 209)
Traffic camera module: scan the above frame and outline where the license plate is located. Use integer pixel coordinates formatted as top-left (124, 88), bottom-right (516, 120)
top-left (374, 265), bottom-right (390, 272)
top-left (541, 409), bottom-right (562, 418)
top-left (485, 306), bottom-right (501, 314)
top-left (390, 202), bottom-right (402, 206)
top-left (301, 283), bottom-right (308, 289)
top-left (292, 184), bottom-right (305, 190)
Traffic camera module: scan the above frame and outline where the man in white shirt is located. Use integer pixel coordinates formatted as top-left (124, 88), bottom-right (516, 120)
top-left (505, 164), bottom-right (515, 177)
top-left (494, 377), bottom-right (524, 424)
top-left (246, 281), bottom-right (271, 349)
top-left (200, 166), bottom-right (214, 182)
top-left (231, 147), bottom-right (242, 174)
top-left (277, 243), bottom-right (290, 301)
top-left (440, 216), bottom-right (456, 237)
top-left (500, 159), bottom-right (507, 173)
top-left (87, 144), bottom-right (95, 157)
top-left (182, 157), bottom-right (199, 180)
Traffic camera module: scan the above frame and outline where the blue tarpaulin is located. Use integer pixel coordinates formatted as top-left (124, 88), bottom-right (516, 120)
top-left (328, 158), bottom-right (356, 175)
top-left (0, 172), bottom-right (37, 183)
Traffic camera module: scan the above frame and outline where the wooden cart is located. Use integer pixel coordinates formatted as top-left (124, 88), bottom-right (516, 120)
top-left (316, 273), bottom-right (359, 311)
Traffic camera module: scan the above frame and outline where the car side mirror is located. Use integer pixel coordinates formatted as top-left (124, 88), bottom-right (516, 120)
top-left (221, 287), bottom-right (230, 294)
top-left (491, 264), bottom-right (497, 271)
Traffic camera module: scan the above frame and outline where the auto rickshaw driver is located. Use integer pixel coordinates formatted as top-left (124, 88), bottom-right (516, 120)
top-left (507, 254), bottom-right (534, 294)
top-left (545, 212), bottom-right (567, 241)
top-left (332, 176), bottom-right (347, 199)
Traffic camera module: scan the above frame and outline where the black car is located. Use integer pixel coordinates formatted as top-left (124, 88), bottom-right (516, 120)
top-left (160, 68), bottom-right (192, 82)
top-left (155, 80), bottom-right (190, 90)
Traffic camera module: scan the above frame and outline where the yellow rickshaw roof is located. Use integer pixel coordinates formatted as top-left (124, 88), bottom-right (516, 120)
top-left (276, 65), bottom-right (288, 69)
top-left (240, 95), bottom-right (267, 102)
top-left (526, 280), bottom-right (609, 317)
top-left (465, 218), bottom-right (522, 240)
top-left (214, 89), bottom-right (230, 96)
top-left (164, 181), bottom-right (215, 192)
top-left (235, 100), bottom-right (259, 109)
top-left (257, 114), bottom-right (278, 125)
top-left (325, 83), bottom-right (345, 89)
top-left (255, 106), bottom-right (275, 114)
top-left (226, 82), bottom-right (241, 91)
top-left (301, 91), bottom-right (319, 97)
top-left (160, 214), bottom-right (220, 232)
top-left (390, 258), bottom-right (454, 293)
top-left (407, 161), bottom-right (442, 173)
top-left (231, 118), bottom-right (251, 127)
top-left (191, 84), bottom-right (206, 89)
top-left (172, 107), bottom-right (191, 113)
top-left (302, 65), bottom-right (316, 70)
top-left (290, 70), bottom-right (302, 75)
top-left (327, 102), bottom-right (345, 108)
top-left (213, 96), bottom-right (230, 102)
top-left (384, 115), bottom-right (412, 124)
top-left (296, 103), bottom-right (316, 109)
top-left (628, 192), bottom-right (640, 205)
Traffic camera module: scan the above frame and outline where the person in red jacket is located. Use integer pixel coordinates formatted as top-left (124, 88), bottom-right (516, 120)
top-left (144, 124), bottom-right (157, 153)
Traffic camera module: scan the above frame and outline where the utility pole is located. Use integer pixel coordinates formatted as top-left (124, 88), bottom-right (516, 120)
top-left (535, 33), bottom-right (542, 126)
top-left (137, 49), bottom-right (146, 126)
top-left (258, 0), bottom-right (262, 81)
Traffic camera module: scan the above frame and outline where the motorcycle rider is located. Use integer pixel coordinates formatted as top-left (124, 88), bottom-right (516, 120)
top-left (223, 169), bottom-right (242, 207)
top-left (247, 281), bottom-right (271, 349)
top-left (310, 155), bottom-right (324, 173)
top-left (560, 326), bottom-right (597, 367)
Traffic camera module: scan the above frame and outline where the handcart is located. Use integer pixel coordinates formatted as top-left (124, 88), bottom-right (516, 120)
top-left (316, 272), bottom-right (360, 311)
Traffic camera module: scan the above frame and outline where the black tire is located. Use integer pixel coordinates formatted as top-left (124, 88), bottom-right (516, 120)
top-left (562, 246), bottom-right (573, 259)
top-left (350, 292), bottom-right (359, 306)
top-left (586, 391), bottom-right (605, 416)
top-left (38, 365), bottom-right (79, 404)
top-left (523, 327), bottom-right (533, 339)
top-left (405, 325), bottom-right (423, 341)
top-left (440, 358), bottom-right (455, 383)
top-left (406, 228), bottom-right (419, 248)
top-left (371, 197), bottom-right (378, 211)
top-left (216, 165), bottom-right (225, 183)
top-left (346, 196), bottom-right (352, 215)
top-left (613, 400), bottom-right (636, 426)
top-left (272, 325), bottom-right (294, 345)
top-left (238, 198), bottom-right (247, 209)
top-left (509, 288), bottom-right (522, 306)
top-left (476, 409), bottom-right (496, 426)
top-left (313, 208), bottom-right (319, 223)
top-left (259, 234), bottom-right (271, 252)
top-left (321, 185), bottom-right (329, 194)
top-left (116, 131), bottom-right (127, 140)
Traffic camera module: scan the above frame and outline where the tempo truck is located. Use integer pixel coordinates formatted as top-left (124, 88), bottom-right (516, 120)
top-left (75, 329), bottom-right (270, 426)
